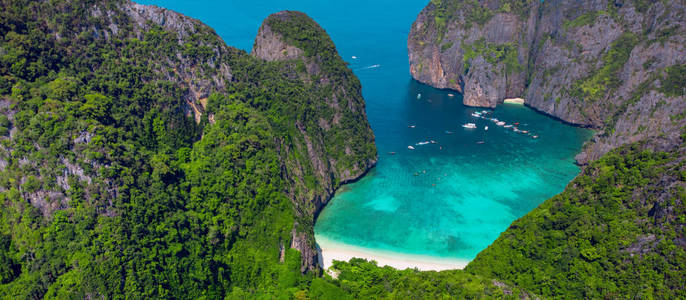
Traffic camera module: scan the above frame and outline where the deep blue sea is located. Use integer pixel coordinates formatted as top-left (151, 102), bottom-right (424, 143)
top-left (138, 0), bottom-right (592, 264)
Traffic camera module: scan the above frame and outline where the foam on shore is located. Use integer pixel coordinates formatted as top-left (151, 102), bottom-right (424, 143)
top-left (316, 235), bottom-right (469, 271)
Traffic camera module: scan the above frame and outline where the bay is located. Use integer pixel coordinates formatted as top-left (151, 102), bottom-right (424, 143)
top-left (137, 0), bottom-right (592, 267)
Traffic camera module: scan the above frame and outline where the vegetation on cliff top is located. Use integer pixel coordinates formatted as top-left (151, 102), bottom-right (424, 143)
top-left (265, 12), bottom-right (340, 67)
top-left (426, 0), bottom-right (533, 42)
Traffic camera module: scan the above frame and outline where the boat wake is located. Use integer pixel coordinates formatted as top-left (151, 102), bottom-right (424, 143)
top-left (356, 64), bottom-right (381, 70)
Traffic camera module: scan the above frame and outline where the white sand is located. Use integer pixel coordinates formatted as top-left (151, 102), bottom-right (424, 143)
top-left (503, 98), bottom-right (525, 104)
top-left (317, 236), bottom-right (469, 271)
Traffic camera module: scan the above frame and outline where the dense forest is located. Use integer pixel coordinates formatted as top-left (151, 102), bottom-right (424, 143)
top-left (0, 0), bottom-right (684, 299)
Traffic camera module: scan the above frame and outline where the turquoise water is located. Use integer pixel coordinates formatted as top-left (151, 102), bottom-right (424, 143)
top-left (138, 0), bottom-right (592, 262)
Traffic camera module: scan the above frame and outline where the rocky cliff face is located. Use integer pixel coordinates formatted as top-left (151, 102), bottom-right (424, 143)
top-left (251, 11), bottom-right (377, 271)
top-left (409, 0), bottom-right (686, 162)
top-left (104, 1), bottom-right (234, 122)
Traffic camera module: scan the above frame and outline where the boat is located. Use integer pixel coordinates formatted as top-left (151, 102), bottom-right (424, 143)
top-left (484, 126), bottom-right (489, 130)
top-left (504, 124), bottom-right (513, 128)
top-left (416, 141), bottom-right (430, 145)
top-left (514, 122), bottom-right (519, 125)
top-left (471, 112), bottom-right (482, 118)
top-left (496, 121), bottom-right (506, 126)
top-left (522, 130), bottom-right (529, 134)
top-left (408, 145), bottom-right (415, 150)
top-left (462, 123), bottom-right (477, 129)
top-left (430, 140), bottom-right (437, 144)
top-left (408, 125), bottom-right (416, 128)
top-left (482, 110), bottom-right (489, 114)
top-left (532, 135), bottom-right (539, 139)
top-left (388, 152), bottom-right (396, 155)
top-left (448, 93), bottom-right (454, 97)
top-left (352, 56), bottom-right (357, 59)
top-left (417, 93), bottom-right (422, 99)
top-left (476, 141), bottom-right (485, 144)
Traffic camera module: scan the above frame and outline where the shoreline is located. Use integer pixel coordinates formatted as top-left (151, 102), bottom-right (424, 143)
top-left (316, 235), bottom-right (469, 271)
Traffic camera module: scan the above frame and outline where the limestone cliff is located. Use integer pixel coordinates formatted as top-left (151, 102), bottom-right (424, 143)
top-left (409, 0), bottom-right (686, 162)
top-left (252, 11), bottom-right (377, 272)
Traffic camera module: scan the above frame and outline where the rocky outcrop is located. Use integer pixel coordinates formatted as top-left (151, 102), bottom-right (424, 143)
top-left (92, 1), bottom-right (234, 122)
top-left (252, 11), bottom-right (377, 272)
top-left (409, 1), bottom-right (538, 107)
top-left (409, 0), bottom-right (686, 162)
top-left (252, 15), bottom-right (304, 62)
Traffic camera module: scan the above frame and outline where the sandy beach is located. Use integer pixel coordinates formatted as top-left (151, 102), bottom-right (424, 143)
top-left (503, 98), bottom-right (525, 104)
top-left (316, 235), bottom-right (469, 271)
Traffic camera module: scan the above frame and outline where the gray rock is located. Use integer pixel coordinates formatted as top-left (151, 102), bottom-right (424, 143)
top-left (409, 0), bottom-right (686, 163)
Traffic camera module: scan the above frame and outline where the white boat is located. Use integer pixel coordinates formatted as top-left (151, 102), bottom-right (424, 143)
top-left (416, 141), bottom-right (430, 145)
top-left (484, 126), bottom-right (489, 130)
top-left (430, 140), bottom-right (437, 144)
top-left (408, 145), bottom-right (415, 150)
top-left (532, 135), bottom-right (539, 139)
top-left (408, 125), bottom-right (416, 128)
top-left (496, 121), bottom-right (506, 126)
top-left (352, 56), bottom-right (358, 59)
top-left (462, 123), bottom-right (477, 129)
top-left (417, 93), bottom-right (422, 99)
top-left (471, 112), bottom-right (482, 118)
top-left (522, 130), bottom-right (529, 134)
top-left (504, 124), bottom-right (513, 128)
top-left (448, 93), bottom-right (454, 97)
top-left (482, 110), bottom-right (489, 114)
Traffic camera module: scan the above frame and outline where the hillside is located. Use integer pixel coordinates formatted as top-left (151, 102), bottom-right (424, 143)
top-left (467, 138), bottom-right (686, 298)
top-left (0, 0), bottom-right (380, 297)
